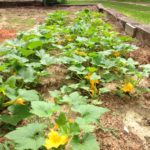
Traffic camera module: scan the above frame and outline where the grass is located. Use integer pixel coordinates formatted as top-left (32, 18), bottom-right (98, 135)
top-left (66, 0), bottom-right (100, 4)
top-left (114, 0), bottom-right (150, 3)
top-left (7, 17), bottom-right (36, 31)
top-left (66, 0), bottom-right (150, 24)
top-left (100, 0), bottom-right (150, 24)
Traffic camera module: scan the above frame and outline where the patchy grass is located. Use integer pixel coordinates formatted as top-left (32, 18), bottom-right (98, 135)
top-left (100, 0), bottom-right (150, 24)
top-left (67, 0), bottom-right (150, 24)
top-left (114, 0), bottom-right (150, 3)
top-left (66, 0), bottom-right (100, 4)
top-left (7, 17), bottom-right (36, 31)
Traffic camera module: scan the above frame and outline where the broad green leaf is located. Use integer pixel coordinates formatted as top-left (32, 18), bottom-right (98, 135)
top-left (56, 112), bottom-right (67, 126)
top-left (68, 65), bottom-right (87, 75)
top-left (0, 105), bottom-right (31, 126)
top-left (27, 38), bottom-right (42, 50)
top-left (18, 89), bottom-right (39, 101)
top-left (18, 67), bottom-right (35, 83)
top-left (61, 92), bottom-right (87, 106)
top-left (5, 76), bottom-right (16, 88)
top-left (30, 101), bottom-right (59, 117)
top-left (90, 73), bottom-right (100, 80)
top-left (99, 87), bottom-right (110, 93)
top-left (36, 50), bottom-right (56, 65)
top-left (55, 113), bottom-right (80, 136)
top-left (72, 104), bottom-right (109, 123)
top-left (76, 117), bottom-right (95, 133)
top-left (19, 48), bottom-right (34, 57)
top-left (5, 123), bottom-right (46, 150)
top-left (71, 134), bottom-right (99, 150)
top-left (140, 64), bottom-right (150, 77)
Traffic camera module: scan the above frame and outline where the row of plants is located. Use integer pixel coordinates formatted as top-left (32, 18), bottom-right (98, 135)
top-left (0, 10), bottom-right (150, 150)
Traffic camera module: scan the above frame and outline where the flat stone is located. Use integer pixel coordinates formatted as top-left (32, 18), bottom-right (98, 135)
top-left (136, 25), bottom-right (150, 46)
top-left (118, 17), bottom-right (128, 29)
top-left (96, 4), bottom-right (105, 12)
top-left (125, 23), bottom-right (137, 37)
top-left (105, 10), bottom-right (118, 22)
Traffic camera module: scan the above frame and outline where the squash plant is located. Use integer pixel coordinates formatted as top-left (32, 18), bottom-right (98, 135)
top-left (0, 10), bottom-right (149, 150)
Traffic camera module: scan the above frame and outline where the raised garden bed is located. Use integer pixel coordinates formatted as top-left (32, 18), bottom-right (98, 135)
top-left (0, 5), bottom-right (150, 150)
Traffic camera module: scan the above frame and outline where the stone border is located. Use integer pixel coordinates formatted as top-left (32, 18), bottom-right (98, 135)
top-left (96, 4), bottom-right (150, 46)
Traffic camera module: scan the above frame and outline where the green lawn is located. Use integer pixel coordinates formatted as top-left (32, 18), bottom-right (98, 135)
top-left (100, 0), bottom-right (150, 24)
top-left (114, 0), bottom-right (150, 3)
top-left (66, 0), bottom-right (150, 25)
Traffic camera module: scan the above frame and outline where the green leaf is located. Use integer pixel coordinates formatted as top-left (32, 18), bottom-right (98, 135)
top-left (68, 65), bottom-right (87, 75)
top-left (71, 134), bottom-right (99, 150)
top-left (72, 54), bottom-right (87, 63)
top-left (99, 87), bottom-right (110, 93)
top-left (72, 104), bottom-right (109, 123)
top-left (61, 92), bottom-right (87, 106)
top-left (36, 50), bottom-right (56, 65)
top-left (69, 122), bottom-right (80, 136)
top-left (30, 101), bottom-right (59, 117)
top-left (5, 76), bottom-right (16, 88)
top-left (18, 89), bottom-right (39, 101)
top-left (76, 117), bottom-right (95, 133)
top-left (140, 64), bottom-right (150, 77)
top-left (0, 105), bottom-right (31, 126)
top-left (56, 112), bottom-right (67, 126)
top-left (18, 67), bottom-right (35, 83)
top-left (27, 38), bottom-right (43, 50)
top-left (5, 123), bottom-right (46, 150)
top-left (19, 48), bottom-right (34, 57)
top-left (90, 73), bottom-right (100, 80)
top-left (0, 76), bottom-right (3, 83)
top-left (86, 67), bottom-right (97, 73)
top-left (49, 90), bottom-right (61, 99)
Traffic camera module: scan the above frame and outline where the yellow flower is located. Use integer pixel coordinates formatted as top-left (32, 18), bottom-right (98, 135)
top-left (122, 82), bottom-right (134, 93)
top-left (85, 73), bottom-right (92, 80)
top-left (85, 73), bottom-right (100, 96)
top-left (14, 98), bottom-right (26, 105)
top-left (45, 130), bottom-right (68, 150)
top-left (74, 51), bottom-right (87, 56)
top-left (112, 51), bottom-right (120, 57)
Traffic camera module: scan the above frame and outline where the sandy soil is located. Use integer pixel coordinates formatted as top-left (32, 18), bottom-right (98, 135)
top-left (0, 5), bottom-right (150, 150)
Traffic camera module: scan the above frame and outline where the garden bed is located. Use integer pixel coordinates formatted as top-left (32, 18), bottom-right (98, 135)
top-left (0, 5), bottom-right (150, 150)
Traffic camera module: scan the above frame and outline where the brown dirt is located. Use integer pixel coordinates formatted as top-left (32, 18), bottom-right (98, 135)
top-left (0, 5), bottom-right (150, 150)
top-left (0, 29), bottom-right (16, 42)
top-left (38, 64), bottom-right (68, 93)
top-left (129, 47), bottom-right (150, 64)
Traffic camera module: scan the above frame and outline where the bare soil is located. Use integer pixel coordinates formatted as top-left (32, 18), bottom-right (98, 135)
top-left (0, 5), bottom-right (150, 150)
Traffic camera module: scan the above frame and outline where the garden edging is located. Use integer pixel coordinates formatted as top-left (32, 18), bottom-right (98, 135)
top-left (96, 4), bottom-right (150, 47)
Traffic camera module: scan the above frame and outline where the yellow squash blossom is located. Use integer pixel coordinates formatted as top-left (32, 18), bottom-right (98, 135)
top-left (85, 73), bottom-right (100, 96)
top-left (112, 51), bottom-right (120, 57)
top-left (85, 73), bottom-right (92, 80)
top-left (74, 51), bottom-right (87, 56)
top-left (122, 82), bottom-right (134, 93)
top-left (90, 79), bottom-right (99, 95)
top-left (3, 98), bottom-right (26, 107)
top-left (14, 98), bottom-right (26, 105)
top-left (45, 130), bottom-right (68, 150)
